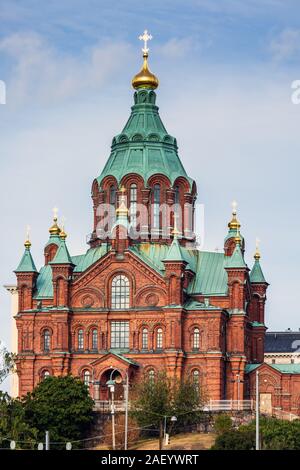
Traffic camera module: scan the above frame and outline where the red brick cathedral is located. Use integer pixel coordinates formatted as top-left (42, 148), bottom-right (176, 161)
top-left (13, 35), bottom-right (272, 406)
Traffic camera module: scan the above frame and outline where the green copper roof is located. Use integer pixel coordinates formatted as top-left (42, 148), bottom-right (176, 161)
top-left (15, 247), bottom-right (38, 273)
top-left (251, 321), bottom-right (265, 327)
top-left (163, 238), bottom-right (186, 263)
top-left (245, 364), bottom-right (261, 373)
top-left (97, 89), bottom-right (193, 188)
top-left (33, 243), bottom-right (230, 300)
top-left (50, 240), bottom-right (73, 265)
top-left (34, 245), bottom-right (110, 299)
top-left (224, 228), bottom-right (244, 243)
top-left (226, 244), bottom-right (247, 269)
top-left (250, 259), bottom-right (267, 283)
top-left (131, 244), bottom-right (228, 296)
top-left (245, 363), bottom-right (300, 375)
top-left (45, 233), bottom-right (61, 248)
top-left (270, 364), bottom-right (300, 374)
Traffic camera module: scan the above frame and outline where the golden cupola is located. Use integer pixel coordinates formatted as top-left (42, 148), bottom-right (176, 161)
top-left (132, 30), bottom-right (159, 90)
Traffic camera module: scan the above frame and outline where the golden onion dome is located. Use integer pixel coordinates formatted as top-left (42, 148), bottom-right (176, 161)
top-left (24, 239), bottom-right (31, 249)
top-left (254, 238), bottom-right (261, 260)
top-left (132, 52), bottom-right (159, 90)
top-left (49, 216), bottom-right (61, 236)
top-left (228, 213), bottom-right (241, 231)
top-left (60, 228), bottom-right (67, 240)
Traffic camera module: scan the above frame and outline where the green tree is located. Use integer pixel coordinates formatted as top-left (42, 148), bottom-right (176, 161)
top-left (23, 375), bottom-right (94, 449)
top-left (130, 372), bottom-right (204, 450)
top-left (0, 392), bottom-right (38, 449)
top-left (212, 429), bottom-right (255, 450)
top-left (213, 413), bottom-right (233, 435)
top-left (212, 416), bottom-right (300, 450)
top-left (0, 342), bottom-right (16, 385)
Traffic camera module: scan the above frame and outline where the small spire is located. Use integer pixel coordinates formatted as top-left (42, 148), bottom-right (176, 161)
top-left (24, 225), bottom-right (31, 249)
top-left (49, 207), bottom-right (61, 236)
top-left (116, 187), bottom-right (129, 216)
top-left (132, 30), bottom-right (159, 90)
top-left (60, 216), bottom-right (67, 240)
top-left (254, 237), bottom-right (261, 260)
top-left (172, 214), bottom-right (181, 239)
top-left (235, 226), bottom-right (242, 246)
top-left (228, 200), bottom-right (241, 231)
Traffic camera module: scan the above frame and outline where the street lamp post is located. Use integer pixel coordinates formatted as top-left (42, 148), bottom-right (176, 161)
top-left (163, 415), bottom-right (177, 447)
top-left (107, 379), bottom-right (116, 450)
top-left (107, 368), bottom-right (129, 450)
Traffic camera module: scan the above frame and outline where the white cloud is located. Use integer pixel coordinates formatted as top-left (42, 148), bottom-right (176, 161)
top-left (160, 37), bottom-right (194, 58)
top-left (0, 32), bottom-right (132, 106)
top-left (269, 28), bottom-right (300, 62)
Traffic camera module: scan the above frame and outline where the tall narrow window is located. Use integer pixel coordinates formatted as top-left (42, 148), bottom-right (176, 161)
top-left (111, 275), bottom-right (130, 309)
top-left (148, 369), bottom-right (155, 384)
top-left (42, 370), bottom-right (50, 380)
top-left (153, 184), bottom-right (160, 229)
top-left (130, 183), bottom-right (137, 228)
top-left (156, 328), bottom-right (163, 349)
top-left (174, 185), bottom-right (180, 215)
top-left (111, 321), bottom-right (129, 349)
top-left (192, 369), bottom-right (200, 392)
top-left (43, 330), bottom-right (50, 352)
top-left (83, 370), bottom-right (90, 387)
top-left (142, 328), bottom-right (148, 350)
top-left (92, 329), bottom-right (98, 350)
top-left (78, 329), bottom-right (84, 350)
top-left (193, 328), bottom-right (200, 349)
top-left (110, 185), bottom-right (117, 226)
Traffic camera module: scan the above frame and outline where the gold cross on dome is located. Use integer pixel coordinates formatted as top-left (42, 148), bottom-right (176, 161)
top-left (231, 200), bottom-right (237, 215)
top-left (256, 237), bottom-right (260, 251)
top-left (26, 224), bottom-right (31, 240)
top-left (139, 30), bottom-right (153, 54)
top-left (52, 206), bottom-right (58, 221)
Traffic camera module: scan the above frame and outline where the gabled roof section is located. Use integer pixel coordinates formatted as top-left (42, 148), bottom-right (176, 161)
top-left (245, 362), bottom-right (300, 375)
top-left (33, 243), bottom-right (230, 300)
top-left (90, 351), bottom-right (139, 367)
top-left (163, 238), bottom-right (186, 263)
top-left (226, 244), bottom-right (247, 269)
top-left (50, 240), bottom-right (73, 265)
top-left (250, 259), bottom-right (267, 283)
top-left (15, 247), bottom-right (38, 273)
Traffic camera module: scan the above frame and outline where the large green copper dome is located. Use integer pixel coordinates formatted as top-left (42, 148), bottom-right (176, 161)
top-left (97, 88), bottom-right (193, 189)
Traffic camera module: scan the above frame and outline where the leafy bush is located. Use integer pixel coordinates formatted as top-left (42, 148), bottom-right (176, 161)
top-left (213, 413), bottom-right (232, 435)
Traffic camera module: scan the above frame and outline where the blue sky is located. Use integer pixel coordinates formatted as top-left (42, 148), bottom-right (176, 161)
top-left (1, 0), bottom-right (300, 391)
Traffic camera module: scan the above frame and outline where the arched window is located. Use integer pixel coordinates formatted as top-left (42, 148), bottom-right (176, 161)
top-left (192, 369), bottom-right (200, 392)
top-left (42, 370), bottom-right (50, 380)
top-left (153, 184), bottom-right (160, 229)
top-left (43, 330), bottom-right (51, 352)
top-left (193, 328), bottom-right (200, 349)
top-left (156, 328), bottom-right (163, 349)
top-left (92, 329), bottom-right (98, 350)
top-left (83, 370), bottom-right (90, 387)
top-left (110, 185), bottom-right (117, 206)
top-left (78, 329), bottom-right (84, 350)
top-left (110, 185), bottom-right (117, 226)
top-left (111, 275), bottom-right (130, 309)
top-left (130, 183), bottom-right (137, 228)
top-left (142, 328), bottom-right (148, 350)
top-left (148, 369), bottom-right (155, 384)
top-left (174, 185), bottom-right (180, 214)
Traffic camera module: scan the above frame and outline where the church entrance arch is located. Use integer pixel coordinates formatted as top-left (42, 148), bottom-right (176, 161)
top-left (99, 369), bottom-right (125, 401)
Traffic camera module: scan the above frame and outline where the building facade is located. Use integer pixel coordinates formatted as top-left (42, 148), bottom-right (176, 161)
top-left (12, 37), bottom-right (277, 407)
